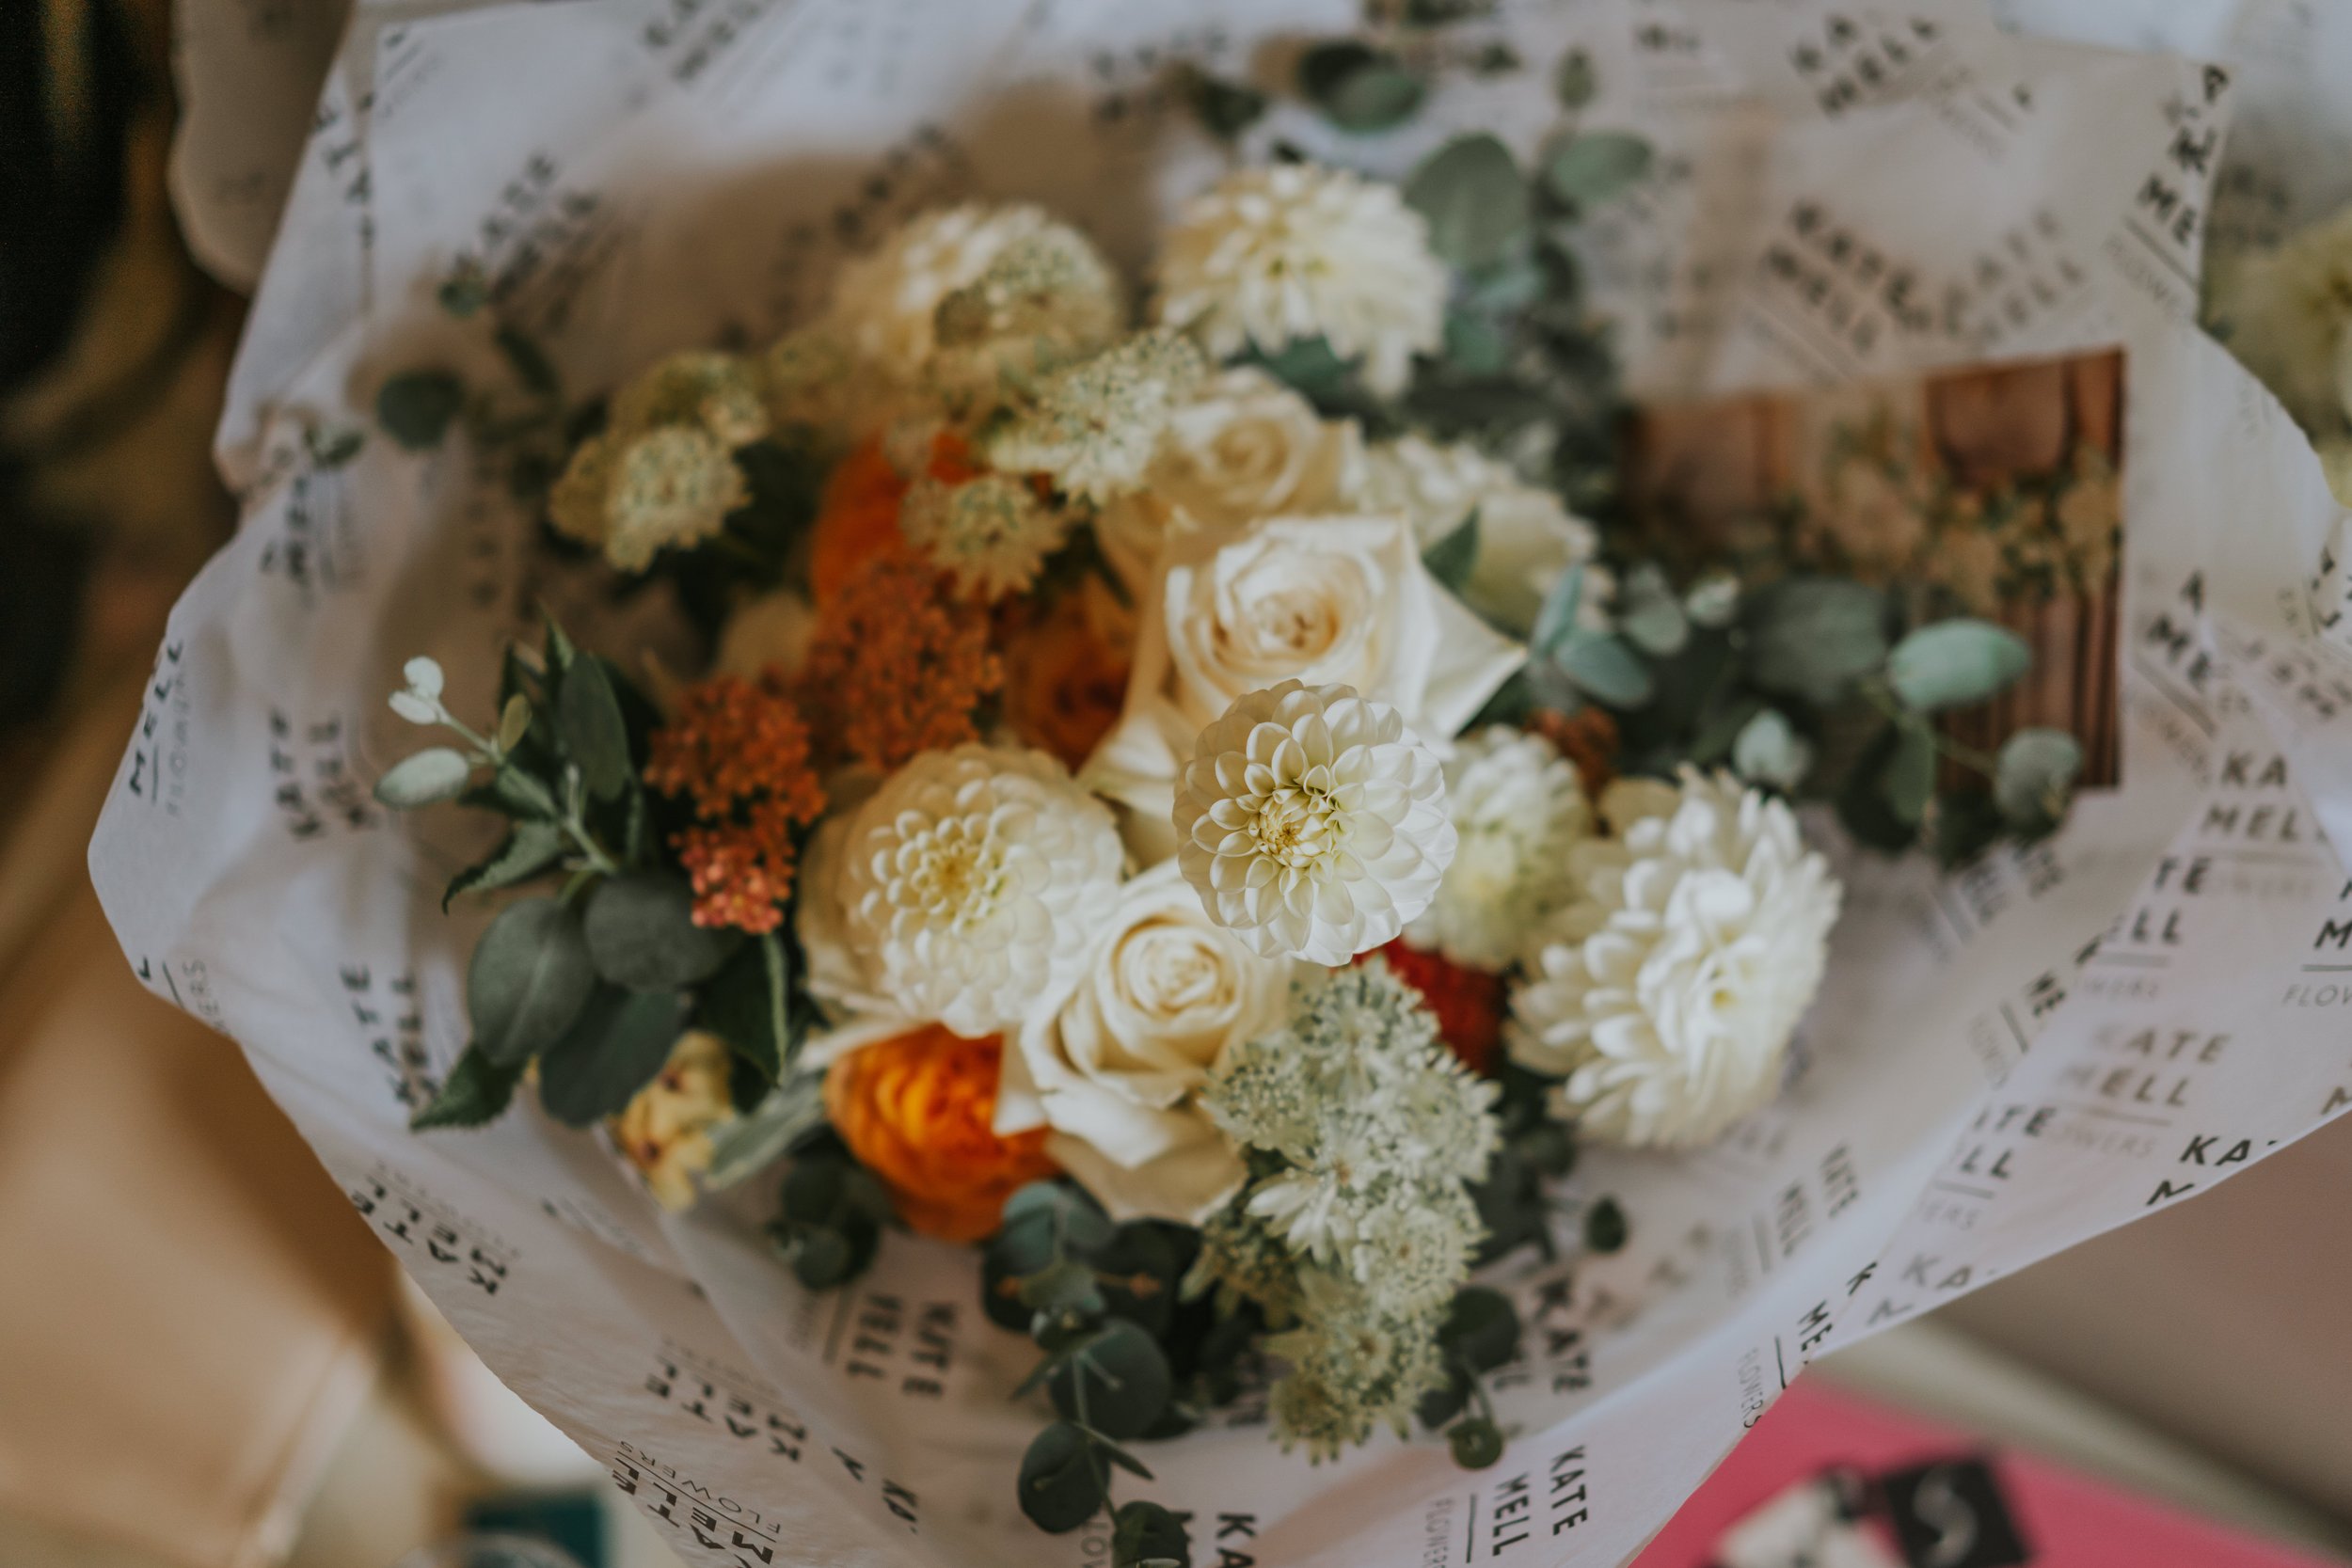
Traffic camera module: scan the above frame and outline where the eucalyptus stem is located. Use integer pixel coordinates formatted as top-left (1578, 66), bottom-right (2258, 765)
top-left (1860, 679), bottom-right (2001, 778)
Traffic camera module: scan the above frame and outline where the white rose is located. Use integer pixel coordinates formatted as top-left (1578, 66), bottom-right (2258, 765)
top-left (995, 863), bottom-right (1295, 1222)
top-left (1096, 371), bottom-right (1365, 594)
top-left (1355, 435), bottom-right (1600, 635)
top-left (1084, 513), bottom-right (1522, 863)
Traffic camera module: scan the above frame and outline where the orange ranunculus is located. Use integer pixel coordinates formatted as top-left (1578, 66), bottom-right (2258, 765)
top-left (998, 574), bottom-right (1136, 769)
top-left (823, 1025), bottom-right (1056, 1243)
top-left (808, 431), bottom-right (983, 603)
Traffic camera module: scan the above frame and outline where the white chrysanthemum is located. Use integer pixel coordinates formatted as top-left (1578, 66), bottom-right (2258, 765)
top-left (1155, 164), bottom-right (1446, 397)
top-left (1355, 435), bottom-right (1602, 633)
top-left (898, 472), bottom-right (1071, 599)
top-left (834, 744), bottom-right (1123, 1037)
top-left (1509, 768), bottom-right (1842, 1148)
top-left (2209, 205), bottom-right (2352, 433)
top-left (1173, 681), bottom-right (1454, 965)
top-left (1404, 727), bottom-right (1590, 971)
top-left (827, 203), bottom-right (1062, 384)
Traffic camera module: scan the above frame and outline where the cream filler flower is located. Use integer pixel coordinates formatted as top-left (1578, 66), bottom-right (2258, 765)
top-left (820, 744), bottom-right (1124, 1037)
top-left (2209, 205), bottom-right (2352, 434)
top-left (1355, 435), bottom-right (1603, 635)
top-left (1155, 163), bottom-right (1447, 397)
top-left (1095, 368), bottom-right (1365, 594)
top-left (898, 471), bottom-right (1072, 599)
top-left (1084, 511), bottom-right (1521, 862)
top-left (996, 861), bottom-right (1296, 1223)
top-left (982, 329), bottom-right (1207, 503)
top-left (548, 351), bottom-right (768, 572)
top-left (1508, 769), bottom-right (1843, 1148)
top-left (1172, 681), bottom-right (1454, 965)
top-left (1404, 727), bottom-right (1591, 972)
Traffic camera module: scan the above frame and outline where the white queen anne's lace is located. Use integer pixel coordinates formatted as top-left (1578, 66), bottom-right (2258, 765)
top-left (1404, 726), bottom-right (1590, 972)
top-left (834, 745), bottom-right (1123, 1037)
top-left (1154, 164), bottom-right (1446, 397)
top-left (1172, 681), bottom-right (1454, 965)
top-left (1508, 769), bottom-right (1842, 1148)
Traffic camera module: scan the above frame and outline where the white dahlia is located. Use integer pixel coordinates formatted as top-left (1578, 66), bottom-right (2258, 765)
top-left (1173, 681), bottom-right (1454, 965)
top-left (1355, 435), bottom-right (1602, 634)
top-left (834, 745), bottom-right (1124, 1037)
top-left (827, 203), bottom-right (1064, 385)
top-left (1154, 164), bottom-right (1447, 397)
top-left (1404, 727), bottom-right (1590, 972)
top-left (1508, 769), bottom-right (1841, 1148)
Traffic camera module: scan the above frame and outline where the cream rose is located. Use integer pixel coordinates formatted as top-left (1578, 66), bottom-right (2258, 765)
top-left (1096, 371), bottom-right (1363, 593)
top-left (1084, 513), bottom-right (1522, 862)
top-left (996, 863), bottom-right (1294, 1222)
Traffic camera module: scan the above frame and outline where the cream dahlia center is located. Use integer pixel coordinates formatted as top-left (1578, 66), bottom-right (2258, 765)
top-left (903, 823), bottom-right (1005, 925)
top-left (1249, 786), bottom-right (1339, 868)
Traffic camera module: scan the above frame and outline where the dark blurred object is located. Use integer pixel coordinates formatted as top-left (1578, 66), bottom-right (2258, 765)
top-left (463, 1493), bottom-right (609, 1568)
top-left (1, 0), bottom-right (139, 730)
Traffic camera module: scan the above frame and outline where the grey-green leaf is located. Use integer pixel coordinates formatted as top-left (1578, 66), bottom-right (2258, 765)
top-left (374, 747), bottom-right (474, 809)
top-left (1406, 135), bottom-right (1530, 272)
top-left (375, 369), bottom-right (465, 451)
top-left (1995, 727), bottom-right (2083, 831)
top-left (1886, 619), bottom-right (2031, 711)
top-left (1049, 1321), bottom-right (1173, 1440)
top-left (1743, 578), bottom-right (1888, 705)
top-left (585, 872), bottom-right (740, 991)
top-left (1422, 508), bottom-right (1481, 593)
top-left (1616, 563), bottom-right (1689, 657)
top-left (1553, 47), bottom-right (1597, 108)
top-left (703, 1077), bottom-right (829, 1190)
top-left (536, 986), bottom-right (688, 1128)
top-left (695, 931), bottom-right (793, 1080)
top-left (558, 655), bottom-right (632, 800)
top-left (443, 819), bottom-right (567, 911)
top-left (1882, 718), bottom-right (1938, 826)
top-left (1531, 564), bottom-right (1585, 660)
top-left (1730, 708), bottom-right (1813, 790)
top-left (467, 897), bottom-right (596, 1065)
top-left (1544, 131), bottom-right (1652, 209)
top-left (1298, 42), bottom-right (1425, 133)
top-left (409, 1045), bottom-right (524, 1131)
top-left (1556, 632), bottom-right (1655, 707)
top-left (1018, 1422), bottom-right (1108, 1533)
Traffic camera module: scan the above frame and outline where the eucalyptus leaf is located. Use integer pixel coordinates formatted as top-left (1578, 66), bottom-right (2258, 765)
top-left (1182, 69), bottom-right (1266, 140)
top-left (1530, 565), bottom-right (1585, 659)
top-left (1995, 728), bottom-right (2083, 832)
top-left (1405, 135), bottom-right (1530, 272)
top-left (1437, 1287), bottom-right (1520, 1373)
top-left (1113, 1500), bottom-right (1191, 1568)
top-left (535, 986), bottom-right (688, 1127)
top-left (702, 1077), bottom-right (829, 1189)
top-left (695, 931), bottom-right (794, 1080)
top-left (584, 872), bottom-right (740, 991)
top-left (558, 654), bottom-right (632, 800)
top-left (1543, 131), bottom-right (1652, 209)
top-left (1582, 1196), bottom-right (1629, 1254)
top-left (1729, 708), bottom-right (1812, 790)
top-left (1422, 508), bottom-right (1481, 593)
top-left (1742, 578), bottom-right (1887, 705)
top-left (1450, 1418), bottom-right (1506, 1469)
top-left (495, 325), bottom-right (559, 399)
top-left (443, 819), bottom-right (567, 911)
top-left (1444, 309), bottom-right (1511, 374)
top-left (467, 896), bottom-right (596, 1065)
top-left (1616, 563), bottom-right (1689, 656)
top-left (464, 765), bottom-right (561, 821)
top-left (1048, 1320), bottom-right (1172, 1439)
top-left (1556, 632), bottom-right (1655, 707)
top-left (1886, 618), bottom-right (2031, 711)
top-left (376, 369), bottom-right (465, 450)
top-left (374, 747), bottom-right (474, 809)
top-left (409, 1045), bottom-right (523, 1131)
top-left (1882, 718), bottom-right (1938, 826)
top-left (1018, 1422), bottom-right (1107, 1533)
top-left (1553, 47), bottom-right (1596, 108)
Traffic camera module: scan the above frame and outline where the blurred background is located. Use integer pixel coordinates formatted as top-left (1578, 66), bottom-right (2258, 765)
top-left (2, 3), bottom-right (2347, 1566)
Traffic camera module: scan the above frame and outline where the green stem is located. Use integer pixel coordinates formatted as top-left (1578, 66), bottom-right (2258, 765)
top-left (1860, 679), bottom-right (2002, 778)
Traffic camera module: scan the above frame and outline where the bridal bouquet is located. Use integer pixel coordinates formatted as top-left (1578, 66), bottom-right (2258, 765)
top-left (364, 57), bottom-right (2082, 1561)
top-left (103, 3), bottom-right (2352, 1566)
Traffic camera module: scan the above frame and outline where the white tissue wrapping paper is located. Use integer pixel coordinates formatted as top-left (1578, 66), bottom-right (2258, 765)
top-left (99, 4), bottom-right (2352, 1567)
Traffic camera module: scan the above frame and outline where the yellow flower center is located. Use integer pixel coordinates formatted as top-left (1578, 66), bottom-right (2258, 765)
top-left (1251, 787), bottom-right (1336, 869)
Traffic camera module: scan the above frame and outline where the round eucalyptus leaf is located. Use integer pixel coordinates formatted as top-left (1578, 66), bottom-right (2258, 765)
top-left (1048, 1320), bottom-right (1172, 1440)
top-left (585, 872), bottom-right (739, 990)
top-left (376, 368), bottom-right (465, 450)
top-left (1731, 709), bottom-right (1813, 791)
top-left (1113, 1500), bottom-right (1192, 1568)
top-left (1556, 632), bottom-right (1655, 707)
top-left (1543, 130), bottom-right (1652, 209)
top-left (1450, 1418), bottom-right (1506, 1469)
top-left (1021, 1259), bottom-right (1105, 1319)
top-left (1995, 727), bottom-right (2084, 831)
top-left (467, 896), bottom-right (595, 1065)
top-left (1886, 619), bottom-right (2031, 711)
top-left (375, 747), bottom-right (474, 809)
top-left (1437, 1287), bottom-right (1521, 1373)
top-left (1554, 48), bottom-right (1596, 108)
top-left (1742, 578), bottom-right (1888, 705)
top-left (1616, 563), bottom-right (1689, 657)
top-left (790, 1228), bottom-right (853, 1291)
top-left (1405, 135), bottom-right (1530, 272)
top-left (1018, 1421), bottom-right (1107, 1533)
top-left (1583, 1195), bottom-right (1629, 1254)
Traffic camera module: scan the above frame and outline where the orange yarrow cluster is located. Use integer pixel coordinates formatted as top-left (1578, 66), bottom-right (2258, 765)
top-left (798, 556), bottom-right (1004, 773)
top-left (644, 674), bottom-right (826, 934)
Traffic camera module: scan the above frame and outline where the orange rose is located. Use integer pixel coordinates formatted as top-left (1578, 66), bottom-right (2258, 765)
top-left (999, 575), bottom-right (1135, 769)
top-left (824, 1025), bottom-right (1056, 1243)
top-left (809, 431), bottom-right (983, 603)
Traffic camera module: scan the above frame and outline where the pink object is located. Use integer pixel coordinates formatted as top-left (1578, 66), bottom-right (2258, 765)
top-left (1632, 1378), bottom-right (2334, 1568)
